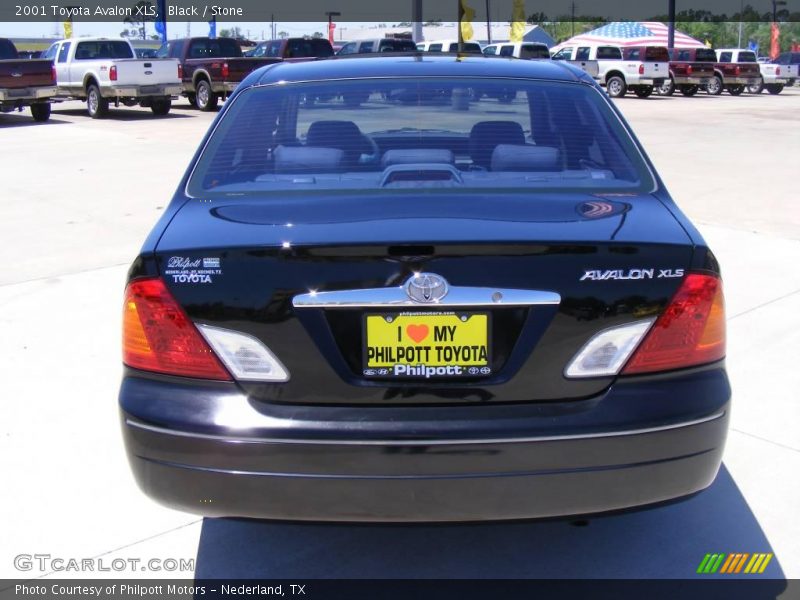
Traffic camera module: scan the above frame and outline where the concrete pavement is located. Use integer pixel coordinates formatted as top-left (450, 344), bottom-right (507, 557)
top-left (1, 89), bottom-right (798, 583)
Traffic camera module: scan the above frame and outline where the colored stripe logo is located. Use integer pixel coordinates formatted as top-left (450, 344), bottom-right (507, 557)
top-left (697, 553), bottom-right (773, 574)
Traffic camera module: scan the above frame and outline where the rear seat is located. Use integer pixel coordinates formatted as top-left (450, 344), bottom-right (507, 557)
top-left (381, 149), bottom-right (455, 168)
top-left (274, 145), bottom-right (344, 173)
top-left (491, 145), bottom-right (561, 172)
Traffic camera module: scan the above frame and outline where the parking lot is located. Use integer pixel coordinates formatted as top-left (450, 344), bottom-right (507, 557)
top-left (1, 88), bottom-right (799, 583)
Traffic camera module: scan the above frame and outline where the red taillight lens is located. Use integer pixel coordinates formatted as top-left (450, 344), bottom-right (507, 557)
top-left (222, 62), bottom-right (229, 78)
top-left (638, 64), bottom-right (644, 75)
top-left (178, 63), bottom-right (183, 79)
top-left (734, 65), bottom-right (741, 76)
top-left (687, 65), bottom-right (693, 75)
top-left (123, 278), bottom-right (231, 380)
top-left (776, 66), bottom-right (781, 75)
top-left (51, 64), bottom-right (57, 83)
top-left (623, 273), bottom-right (725, 374)
top-left (110, 65), bottom-right (118, 81)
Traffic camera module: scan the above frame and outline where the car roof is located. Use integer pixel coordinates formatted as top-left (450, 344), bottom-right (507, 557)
top-left (250, 54), bottom-right (589, 86)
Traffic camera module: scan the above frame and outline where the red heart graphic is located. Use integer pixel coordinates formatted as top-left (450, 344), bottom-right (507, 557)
top-left (406, 324), bottom-right (429, 344)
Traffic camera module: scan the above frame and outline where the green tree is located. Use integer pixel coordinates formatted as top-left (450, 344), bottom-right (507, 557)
top-left (219, 26), bottom-right (243, 39)
top-left (122, 1), bottom-right (156, 41)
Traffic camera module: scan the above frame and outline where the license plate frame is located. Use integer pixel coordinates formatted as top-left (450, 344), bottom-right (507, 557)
top-left (362, 311), bottom-right (492, 379)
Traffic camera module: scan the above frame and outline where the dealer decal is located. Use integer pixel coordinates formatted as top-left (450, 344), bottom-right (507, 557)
top-left (164, 256), bottom-right (222, 284)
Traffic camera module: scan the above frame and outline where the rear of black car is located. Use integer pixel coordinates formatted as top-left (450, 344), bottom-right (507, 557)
top-left (119, 58), bottom-right (729, 521)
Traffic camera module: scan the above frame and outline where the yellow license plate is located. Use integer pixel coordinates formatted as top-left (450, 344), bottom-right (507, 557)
top-left (363, 312), bottom-right (491, 379)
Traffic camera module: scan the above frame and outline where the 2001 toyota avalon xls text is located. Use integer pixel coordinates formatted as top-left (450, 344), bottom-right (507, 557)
top-left (119, 55), bottom-right (729, 521)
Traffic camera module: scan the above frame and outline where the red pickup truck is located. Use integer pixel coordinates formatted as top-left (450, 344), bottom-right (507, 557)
top-left (659, 47), bottom-right (717, 96)
top-left (0, 38), bottom-right (56, 122)
top-left (707, 49), bottom-right (761, 96)
top-left (158, 37), bottom-right (333, 111)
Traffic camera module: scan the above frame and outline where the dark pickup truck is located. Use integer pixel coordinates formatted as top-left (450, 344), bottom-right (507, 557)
top-left (707, 49), bottom-right (761, 96)
top-left (0, 38), bottom-right (56, 122)
top-left (159, 37), bottom-right (334, 111)
top-left (659, 47), bottom-right (716, 96)
top-left (245, 37), bottom-right (334, 60)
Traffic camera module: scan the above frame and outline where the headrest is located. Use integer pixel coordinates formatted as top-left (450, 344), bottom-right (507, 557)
top-left (307, 120), bottom-right (363, 147)
top-left (274, 145), bottom-right (344, 173)
top-left (490, 144), bottom-right (561, 171)
top-left (469, 121), bottom-right (526, 168)
top-left (381, 149), bottom-right (454, 168)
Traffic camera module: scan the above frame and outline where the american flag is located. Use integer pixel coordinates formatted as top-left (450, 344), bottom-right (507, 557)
top-left (552, 22), bottom-right (706, 51)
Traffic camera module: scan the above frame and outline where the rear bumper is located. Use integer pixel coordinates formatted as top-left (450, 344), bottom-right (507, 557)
top-left (723, 77), bottom-right (760, 85)
top-left (120, 365), bottom-right (730, 522)
top-left (673, 76), bottom-right (711, 85)
top-left (0, 86), bottom-right (56, 102)
top-left (103, 83), bottom-right (182, 98)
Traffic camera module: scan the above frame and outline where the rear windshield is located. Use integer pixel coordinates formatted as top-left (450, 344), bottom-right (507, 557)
top-left (448, 42), bottom-right (482, 53)
top-left (644, 47), bottom-right (669, 61)
top-left (188, 38), bottom-right (242, 59)
top-left (521, 45), bottom-right (551, 59)
top-left (379, 39), bottom-right (418, 52)
top-left (0, 38), bottom-right (18, 60)
top-left (286, 38), bottom-right (334, 58)
top-left (188, 77), bottom-right (652, 196)
top-left (694, 48), bottom-right (717, 62)
top-left (75, 41), bottom-right (133, 60)
top-left (737, 51), bottom-right (757, 62)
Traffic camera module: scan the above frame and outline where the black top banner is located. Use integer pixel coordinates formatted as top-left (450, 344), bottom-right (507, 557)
top-left (3, 0), bottom-right (799, 22)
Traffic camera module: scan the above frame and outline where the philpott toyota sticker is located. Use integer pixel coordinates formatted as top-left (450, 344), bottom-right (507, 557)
top-left (164, 256), bottom-right (222, 284)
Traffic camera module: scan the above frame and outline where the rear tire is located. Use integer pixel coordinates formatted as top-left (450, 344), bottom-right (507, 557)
top-left (150, 97), bottom-right (171, 116)
top-left (747, 78), bottom-right (764, 94)
top-left (658, 77), bottom-right (675, 96)
top-left (194, 80), bottom-right (218, 111)
top-left (86, 83), bottom-right (108, 118)
top-left (30, 102), bottom-right (51, 122)
top-left (634, 85), bottom-right (654, 98)
top-left (606, 75), bottom-right (627, 98)
top-left (728, 85), bottom-right (744, 96)
top-left (680, 85), bottom-right (699, 97)
top-left (766, 83), bottom-right (784, 95)
top-left (706, 75), bottom-right (723, 96)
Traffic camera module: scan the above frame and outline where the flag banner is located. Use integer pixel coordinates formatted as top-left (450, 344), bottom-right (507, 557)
top-left (770, 22), bottom-right (780, 60)
top-left (460, 0), bottom-right (475, 41)
top-left (62, 20), bottom-right (72, 38)
top-left (510, 0), bottom-right (525, 42)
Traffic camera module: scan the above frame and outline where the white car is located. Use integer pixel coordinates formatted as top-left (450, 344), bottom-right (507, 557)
top-left (41, 37), bottom-right (181, 118)
top-left (551, 44), bottom-right (666, 98)
top-left (416, 40), bottom-right (482, 54)
top-left (716, 49), bottom-right (794, 94)
top-left (483, 42), bottom-right (551, 60)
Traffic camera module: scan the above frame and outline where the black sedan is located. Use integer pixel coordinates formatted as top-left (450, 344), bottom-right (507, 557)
top-left (120, 55), bottom-right (729, 522)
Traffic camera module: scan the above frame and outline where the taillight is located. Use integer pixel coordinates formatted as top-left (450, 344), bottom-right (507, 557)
top-left (110, 65), bottom-right (118, 81)
top-left (687, 65), bottom-right (693, 75)
top-left (222, 62), bottom-right (229, 78)
top-left (734, 65), bottom-right (741, 76)
top-left (122, 278), bottom-right (231, 380)
top-left (623, 273), bottom-right (725, 374)
top-left (638, 64), bottom-right (644, 75)
top-left (178, 63), bottom-right (183, 79)
top-left (51, 64), bottom-right (57, 83)
top-left (776, 66), bottom-right (781, 75)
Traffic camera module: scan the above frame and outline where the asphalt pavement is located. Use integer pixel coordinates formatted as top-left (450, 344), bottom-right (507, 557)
top-left (1, 88), bottom-right (798, 586)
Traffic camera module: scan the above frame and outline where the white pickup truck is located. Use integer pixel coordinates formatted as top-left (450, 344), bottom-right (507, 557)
top-left (41, 37), bottom-right (181, 118)
top-left (551, 44), bottom-right (666, 98)
top-left (715, 49), bottom-right (795, 94)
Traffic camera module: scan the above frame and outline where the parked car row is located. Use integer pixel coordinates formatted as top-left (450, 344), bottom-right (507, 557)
top-left (4, 34), bottom-right (799, 123)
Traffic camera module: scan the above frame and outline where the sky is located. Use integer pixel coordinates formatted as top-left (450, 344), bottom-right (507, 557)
top-left (2, 21), bottom-right (375, 41)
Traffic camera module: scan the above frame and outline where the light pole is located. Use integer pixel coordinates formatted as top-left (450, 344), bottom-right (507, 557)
top-left (326, 11), bottom-right (341, 45)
